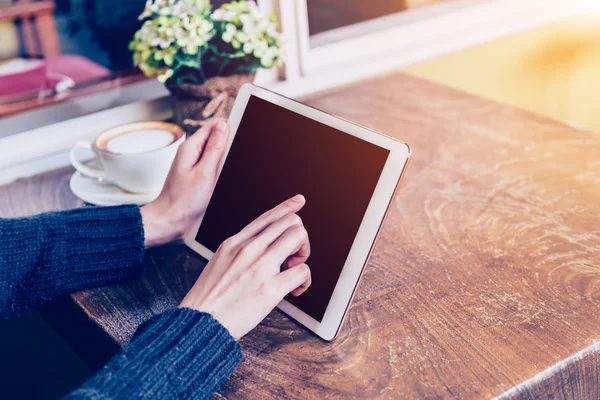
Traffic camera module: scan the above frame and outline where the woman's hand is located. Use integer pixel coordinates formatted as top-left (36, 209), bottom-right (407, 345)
top-left (141, 119), bottom-right (229, 247)
top-left (179, 195), bottom-right (312, 340)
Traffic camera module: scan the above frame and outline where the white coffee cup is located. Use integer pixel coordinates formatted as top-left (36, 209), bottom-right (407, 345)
top-left (70, 121), bottom-right (185, 193)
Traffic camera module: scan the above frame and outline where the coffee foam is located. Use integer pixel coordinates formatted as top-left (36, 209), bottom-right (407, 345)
top-left (101, 129), bottom-right (176, 154)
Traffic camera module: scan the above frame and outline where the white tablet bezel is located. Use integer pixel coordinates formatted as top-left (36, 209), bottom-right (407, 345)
top-left (184, 83), bottom-right (411, 341)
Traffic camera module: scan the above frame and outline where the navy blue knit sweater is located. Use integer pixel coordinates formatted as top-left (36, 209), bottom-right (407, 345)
top-left (0, 205), bottom-right (241, 399)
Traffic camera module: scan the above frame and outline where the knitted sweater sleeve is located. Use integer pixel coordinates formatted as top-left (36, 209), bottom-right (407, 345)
top-left (0, 205), bottom-right (145, 319)
top-left (1, 205), bottom-right (242, 399)
top-left (64, 308), bottom-right (242, 400)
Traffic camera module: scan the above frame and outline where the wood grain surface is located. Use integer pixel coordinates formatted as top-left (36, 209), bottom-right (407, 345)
top-left (1, 72), bottom-right (599, 399)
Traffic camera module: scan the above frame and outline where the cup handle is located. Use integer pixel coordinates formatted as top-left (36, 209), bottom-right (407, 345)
top-left (70, 141), bottom-right (106, 178)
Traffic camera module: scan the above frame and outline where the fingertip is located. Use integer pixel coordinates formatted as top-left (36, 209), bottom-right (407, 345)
top-left (292, 282), bottom-right (310, 297)
top-left (205, 121), bottom-right (228, 151)
top-left (287, 195), bottom-right (305, 212)
top-left (298, 263), bottom-right (311, 281)
top-left (292, 194), bottom-right (305, 204)
top-left (214, 120), bottom-right (228, 137)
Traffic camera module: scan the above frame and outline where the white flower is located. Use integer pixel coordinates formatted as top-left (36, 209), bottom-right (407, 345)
top-left (211, 9), bottom-right (236, 21)
top-left (133, 0), bottom-right (286, 84)
top-left (265, 21), bottom-right (278, 36)
top-left (242, 41), bottom-right (253, 54)
top-left (157, 68), bottom-right (174, 83)
top-left (260, 50), bottom-right (275, 68)
top-left (252, 40), bottom-right (268, 58)
top-left (222, 23), bottom-right (237, 43)
top-left (140, 0), bottom-right (207, 20)
top-left (247, 1), bottom-right (261, 17)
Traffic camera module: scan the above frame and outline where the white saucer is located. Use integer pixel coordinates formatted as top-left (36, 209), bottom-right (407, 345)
top-left (70, 171), bottom-right (160, 206)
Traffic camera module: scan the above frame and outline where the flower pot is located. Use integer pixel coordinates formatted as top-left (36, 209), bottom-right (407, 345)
top-left (166, 73), bottom-right (254, 136)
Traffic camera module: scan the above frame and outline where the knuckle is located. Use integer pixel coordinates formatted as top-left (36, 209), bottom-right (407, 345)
top-left (258, 282), bottom-right (279, 300)
top-left (252, 262), bottom-right (270, 279)
top-left (290, 213), bottom-right (303, 226)
top-left (237, 243), bottom-right (255, 261)
top-left (283, 213), bottom-right (302, 226)
top-left (291, 224), bottom-right (308, 239)
top-left (204, 140), bottom-right (221, 153)
top-left (220, 237), bottom-right (236, 252)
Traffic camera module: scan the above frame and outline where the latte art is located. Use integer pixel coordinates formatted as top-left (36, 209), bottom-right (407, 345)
top-left (71, 121), bottom-right (184, 194)
top-left (103, 129), bottom-right (176, 154)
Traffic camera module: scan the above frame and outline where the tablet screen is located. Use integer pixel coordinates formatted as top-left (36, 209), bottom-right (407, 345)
top-left (195, 95), bottom-right (389, 321)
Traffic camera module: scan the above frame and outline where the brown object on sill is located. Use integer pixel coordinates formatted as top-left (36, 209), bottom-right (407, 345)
top-left (0, 69), bottom-right (147, 117)
top-left (167, 73), bottom-right (254, 135)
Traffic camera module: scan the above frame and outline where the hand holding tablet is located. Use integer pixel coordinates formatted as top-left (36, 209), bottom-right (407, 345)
top-left (184, 84), bottom-right (411, 340)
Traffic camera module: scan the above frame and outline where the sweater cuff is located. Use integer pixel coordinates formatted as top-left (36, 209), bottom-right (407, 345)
top-left (11, 205), bottom-right (145, 316)
top-left (0, 205), bottom-right (145, 319)
top-left (81, 308), bottom-right (242, 399)
top-left (49, 205), bottom-right (145, 294)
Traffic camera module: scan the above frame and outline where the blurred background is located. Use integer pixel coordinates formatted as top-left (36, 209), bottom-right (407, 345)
top-left (0, 0), bottom-right (599, 398)
top-left (1, 0), bottom-right (599, 131)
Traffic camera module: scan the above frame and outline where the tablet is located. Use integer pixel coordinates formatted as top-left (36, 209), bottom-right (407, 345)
top-left (184, 84), bottom-right (410, 341)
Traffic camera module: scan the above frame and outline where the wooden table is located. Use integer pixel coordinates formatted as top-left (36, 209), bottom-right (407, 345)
top-left (1, 72), bottom-right (599, 399)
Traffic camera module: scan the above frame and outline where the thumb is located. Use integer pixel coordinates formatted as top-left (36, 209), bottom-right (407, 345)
top-left (175, 119), bottom-right (223, 169)
top-left (195, 120), bottom-right (229, 178)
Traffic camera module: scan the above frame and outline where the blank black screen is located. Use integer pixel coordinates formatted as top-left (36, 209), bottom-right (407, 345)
top-left (195, 95), bottom-right (389, 321)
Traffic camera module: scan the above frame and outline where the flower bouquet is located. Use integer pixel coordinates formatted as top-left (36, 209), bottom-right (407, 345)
top-left (129, 0), bottom-right (285, 133)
